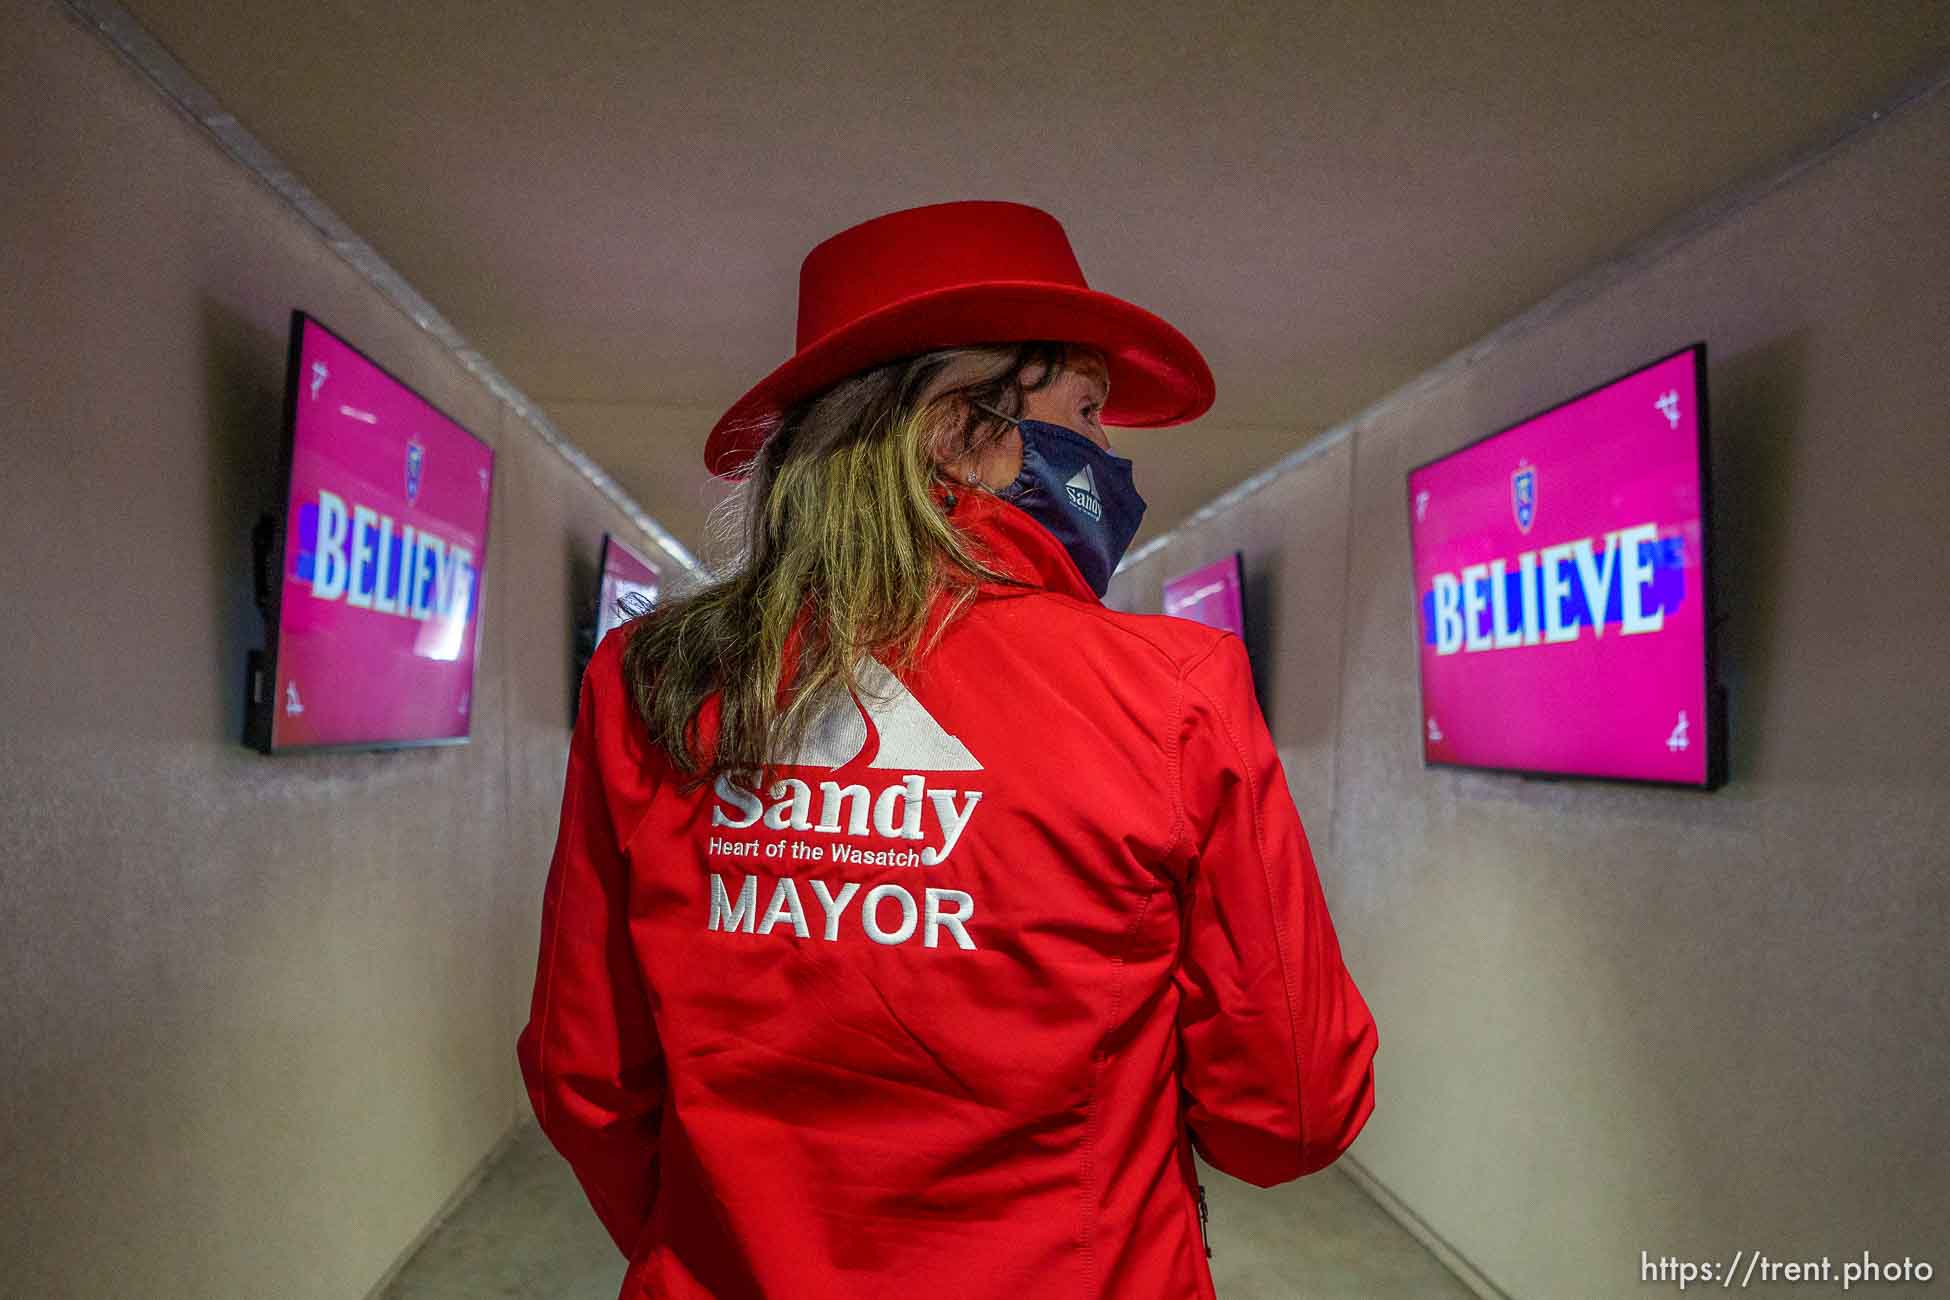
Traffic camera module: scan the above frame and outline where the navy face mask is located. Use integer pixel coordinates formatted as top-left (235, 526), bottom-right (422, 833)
top-left (973, 410), bottom-right (1147, 598)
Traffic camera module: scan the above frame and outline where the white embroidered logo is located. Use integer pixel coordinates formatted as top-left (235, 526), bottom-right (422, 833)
top-left (707, 658), bottom-right (986, 947)
top-left (783, 657), bottom-right (982, 771)
top-left (710, 657), bottom-right (985, 866)
top-left (1064, 464), bottom-right (1102, 520)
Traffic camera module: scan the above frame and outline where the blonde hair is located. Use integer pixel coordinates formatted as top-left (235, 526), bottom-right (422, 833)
top-left (620, 341), bottom-right (1074, 789)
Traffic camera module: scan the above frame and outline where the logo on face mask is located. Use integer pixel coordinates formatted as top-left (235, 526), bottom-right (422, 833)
top-left (1064, 465), bottom-right (1102, 520)
top-left (974, 410), bottom-right (1146, 598)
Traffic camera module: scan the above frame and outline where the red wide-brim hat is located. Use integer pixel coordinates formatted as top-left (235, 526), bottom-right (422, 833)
top-left (704, 200), bottom-right (1215, 479)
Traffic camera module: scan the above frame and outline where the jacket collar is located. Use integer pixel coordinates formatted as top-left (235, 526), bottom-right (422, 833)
top-left (938, 481), bottom-right (1100, 604)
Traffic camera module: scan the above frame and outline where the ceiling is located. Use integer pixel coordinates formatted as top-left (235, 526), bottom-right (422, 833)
top-left (116, 0), bottom-right (1950, 560)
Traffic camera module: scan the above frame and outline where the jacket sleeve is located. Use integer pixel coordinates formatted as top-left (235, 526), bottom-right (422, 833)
top-left (1171, 634), bottom-right (1377, 1187)
top-left (515, 638), bottom-right (666, 1258)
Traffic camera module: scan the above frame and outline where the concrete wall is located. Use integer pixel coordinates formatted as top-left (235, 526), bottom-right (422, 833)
top-left (0, 5), bottom-right (688, 1296)
top-left (1108, 79), bottom-right (1950, 1299)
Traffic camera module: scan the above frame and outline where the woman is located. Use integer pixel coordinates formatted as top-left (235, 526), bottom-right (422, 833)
top-left (517, 200), bottom-right (1378, 1300)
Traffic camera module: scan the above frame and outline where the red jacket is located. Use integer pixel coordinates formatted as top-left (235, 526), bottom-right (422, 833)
top-left (517, 486), bottom-right (1378, 1299)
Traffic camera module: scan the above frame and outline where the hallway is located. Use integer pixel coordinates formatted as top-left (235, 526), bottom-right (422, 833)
top-left (12, 4), bottom-right (1950, 1296)
top-left (379, 1123), bottom-right (1476, 1299)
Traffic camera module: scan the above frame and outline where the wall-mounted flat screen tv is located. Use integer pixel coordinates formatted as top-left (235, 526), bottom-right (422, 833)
top-left (1405, 343), bottom-right (1724, 789)
top-left (247, 310), bottom-right (496, 753)
top-left (1164, 552), bottom-right (1246, 639)
top-left (595, 532), bottom-right (661, 645)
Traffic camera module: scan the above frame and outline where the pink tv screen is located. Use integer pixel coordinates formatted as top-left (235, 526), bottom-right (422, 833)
top-left (1405, 344), bottom-right (1724, 788)
top-left (250, 312), bottom-right (495, 753)
top-left (1164, 553), bottom-right (1246, 639)
top-left (595, 533), bottom-right (661, 645)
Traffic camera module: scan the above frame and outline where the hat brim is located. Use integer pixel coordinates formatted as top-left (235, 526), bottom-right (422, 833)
top-left (703, 280), bottom-right (1215, 479)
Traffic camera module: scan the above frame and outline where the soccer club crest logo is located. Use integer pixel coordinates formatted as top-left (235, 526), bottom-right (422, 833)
top-left (405, 440), bottom-right (425, 504)
top-left (1511, 461), bottom-right (1537, 534)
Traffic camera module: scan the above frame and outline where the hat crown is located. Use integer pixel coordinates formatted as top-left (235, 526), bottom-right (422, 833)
top-left (705, 198), bottom-right (1212, 478)
top-left (796, 202), bottom-right (1089, 350)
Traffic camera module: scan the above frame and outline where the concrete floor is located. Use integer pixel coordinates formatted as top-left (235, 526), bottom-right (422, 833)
top-left (380, 1121), bottom-right (1474, 1299)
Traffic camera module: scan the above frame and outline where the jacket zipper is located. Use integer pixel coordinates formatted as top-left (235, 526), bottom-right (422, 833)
top-left (1195, 1181), bottom-right (1212, 1259)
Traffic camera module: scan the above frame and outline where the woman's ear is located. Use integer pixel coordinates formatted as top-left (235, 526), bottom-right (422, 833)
top-left (921, 396), bottom-right (970, 472)
top-left (936, 438), bottom-right (982, 488)
top-left (926, 393), bottom-right (990, 461)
